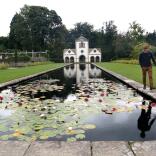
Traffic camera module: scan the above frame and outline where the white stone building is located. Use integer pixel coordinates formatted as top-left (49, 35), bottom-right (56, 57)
top-left (63, 36), bottom-right (101, 63)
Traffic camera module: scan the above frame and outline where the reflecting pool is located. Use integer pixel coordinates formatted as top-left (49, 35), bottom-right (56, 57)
top-left (0, 64), bottom-right (156, 141)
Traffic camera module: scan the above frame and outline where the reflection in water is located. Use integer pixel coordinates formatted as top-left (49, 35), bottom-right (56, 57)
top-left (138, 102), bottom-right (156, 138)
top-left (1, 64), bottom-right (156, 141)
top-left (64, 64), bottom-right (102, 83)
top-left (64, 65), bottom-right (76, 79)
top-left (79, 64), bottom-right (86, 71)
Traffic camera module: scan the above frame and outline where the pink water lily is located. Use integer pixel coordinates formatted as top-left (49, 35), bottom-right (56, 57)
top-left (100, 93), bottom-right (105, 96)
top-left (0, 96), bottom-right (3, 101)
top-left (151, 102), bottom-right (156, 107)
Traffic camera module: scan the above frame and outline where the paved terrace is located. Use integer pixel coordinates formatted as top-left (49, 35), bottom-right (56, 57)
top-left (1, 141), bottom-right (156, 156)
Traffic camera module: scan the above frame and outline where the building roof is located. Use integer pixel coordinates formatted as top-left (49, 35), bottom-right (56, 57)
top-left (75, 36), bottom-right (88, 42)
top-left (89, 48), bottom-right (101, 53)
top-left (64, 49), bottom-right (76, 54)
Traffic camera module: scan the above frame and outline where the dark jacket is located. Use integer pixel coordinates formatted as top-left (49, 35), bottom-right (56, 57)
top-left (139, 51), bottom-right (156, 67)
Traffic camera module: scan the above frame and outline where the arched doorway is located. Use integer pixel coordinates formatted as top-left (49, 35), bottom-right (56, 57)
top-left (79, 55), bottom-right (85, 63)
top-left (96, 56), bottom-right (100, 62)
top-left (65, 57), bottom-right (69, 63)
top-left (90, 56), bottom-right (94, 62)
top-left (70, 57), bottom-right (74, 63)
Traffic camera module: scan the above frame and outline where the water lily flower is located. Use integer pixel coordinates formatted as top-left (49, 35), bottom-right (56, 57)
top-left (151, 102), bottom-right (156, 107)
top-left (112, 108), bottom-right (117, 111)
top-left (40, 114), bottom-right (45, 117)
top-left (100, 93), bottom-right (105, 96)
top-left (0, 96), bottom-right (3, 101)
top-left (68, 127), bottom-right (73, 131)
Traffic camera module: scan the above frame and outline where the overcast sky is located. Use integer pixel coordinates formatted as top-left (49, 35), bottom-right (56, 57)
top-left (0, 0), bottom-right (156, 36)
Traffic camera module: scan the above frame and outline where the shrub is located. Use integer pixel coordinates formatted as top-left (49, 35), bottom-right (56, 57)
top-left (131, 42), bottom-right (156, 58)
top-left (28, 61), bottom-right (51, 66)
top-left (6, 55), bottom-right (31, 62)
top-left (0, 63), bottom-right (9, 69)
top-left (111, 59), bottom-right (139, 64)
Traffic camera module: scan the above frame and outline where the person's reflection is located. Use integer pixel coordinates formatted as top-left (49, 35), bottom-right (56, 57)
top-left (138, 101), bottom-right (156, 138)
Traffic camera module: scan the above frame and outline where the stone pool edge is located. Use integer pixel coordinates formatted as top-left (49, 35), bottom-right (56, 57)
top-left (95, 63), bottom-right (156, 101)
top-left (0, 140), bottom-right (156, 156)
top-left (0, 64), bottom-right (71, 90)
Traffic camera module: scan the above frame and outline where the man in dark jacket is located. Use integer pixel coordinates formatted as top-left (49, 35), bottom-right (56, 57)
top-left (139, 45), bottom-right (156, 90)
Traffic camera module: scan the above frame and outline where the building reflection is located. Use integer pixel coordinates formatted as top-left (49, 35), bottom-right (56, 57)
top-left (64, 64), bottom-right (101, 84)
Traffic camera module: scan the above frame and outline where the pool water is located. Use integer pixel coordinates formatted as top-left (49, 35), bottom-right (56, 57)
top-left (0, 64), bottom-right (156, 142)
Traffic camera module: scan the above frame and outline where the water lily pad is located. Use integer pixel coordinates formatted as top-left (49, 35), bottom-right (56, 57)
top-left (75, 134), bottom-right (85, 140)
top-left (0, 135), bottom-right (11, 140)
top-left (67, 137), bottom-right (77, 142)
top-left (0, 125), bottom-right (8, 132)
top-left (82, 124), bottom-right (96, 129)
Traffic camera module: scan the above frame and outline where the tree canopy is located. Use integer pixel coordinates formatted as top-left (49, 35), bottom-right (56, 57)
top-left (1, 5), bottom-right (156, 62)
top-left (8, 5), bottom-right (67, 61)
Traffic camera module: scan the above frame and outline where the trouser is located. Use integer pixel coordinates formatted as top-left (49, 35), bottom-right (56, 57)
top-left (141, 66), bottom-right (153, 88)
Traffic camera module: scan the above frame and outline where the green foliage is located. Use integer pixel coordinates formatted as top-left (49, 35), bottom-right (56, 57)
top-left (146, 31), bottom-right (156, 46)
top-left (0, 37), bottom-right (9, 51)
top-left (100, 21), bottom-right (117, 61)
top-left (111, 59), bottom-right (138, 64)
top-left (66, 22), bottom-right (94, 48)
top-left (131, 42), bottom-right (156, 58)
top-left (127, 21), bottom-right (145, 44)
top-left (6, 55), bottom-right (31, 63)
top-left (9, 5), bottom-right (67, 61)
top-left (0, 63), bottom-right (9, 69)
top-left (114, 34), bottom-right (132, 58)
top-left (28, 61), bottom-right (51, 66)
top-left (9, 13), bottom-right (31, 50)
top-left (1, 6), bottom-right (156, 62)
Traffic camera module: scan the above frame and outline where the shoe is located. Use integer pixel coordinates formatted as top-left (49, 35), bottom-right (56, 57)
top-left (143, 86), bottom-right (146, 90)
top-left (150, 87), bottom-right (156, 90)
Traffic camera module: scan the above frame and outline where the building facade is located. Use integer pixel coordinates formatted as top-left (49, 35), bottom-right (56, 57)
top-left (63, 36), bottom-right (101, 63)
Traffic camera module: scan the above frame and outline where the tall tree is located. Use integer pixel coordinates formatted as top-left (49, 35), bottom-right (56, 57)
top-left (101, 21), bottom-right (117, 60)
top-left (115, 34), bottom-right (132, 58)
top-left (127, 21), bottom-right (145, 45)
top-left (0, 37), bottom-right (9, 51)
top-left (66, 22), bottom-right (94, 48)
top-left (9, 13), bottom-right (31, 50)
top-left (146, 31), bottom-right (156, 46)
top-left (9, 5), bottom-right (67, 61)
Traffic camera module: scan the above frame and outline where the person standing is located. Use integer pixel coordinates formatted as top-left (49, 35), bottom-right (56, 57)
top-left (139, 45), bottom-right (156, 90)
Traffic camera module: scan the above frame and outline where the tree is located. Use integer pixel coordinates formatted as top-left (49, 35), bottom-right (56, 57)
top-left (127, 21), bottom-right (145, 45)
top-left (0, 37), bottom-right (9, 51)
top-left (115, 34), bottom-right (132, 58)
top-left (48, 24), bottom-right (67, 62)
top-left (146, 31), bottom-right (156, 46)
top-left (101, 21), bottom-right (117, 60)
top-left (9, 13), bottom-right (31, 50)
top-left (9, 5), bottom-right (67, 61)
top-left (66, 22), bottom-right (94, 48)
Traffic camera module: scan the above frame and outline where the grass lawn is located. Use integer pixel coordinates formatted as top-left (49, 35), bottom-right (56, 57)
top-left (97, 62), bottom-right (156, 87)
top-left (0, 63), bottom-right (64, 83)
